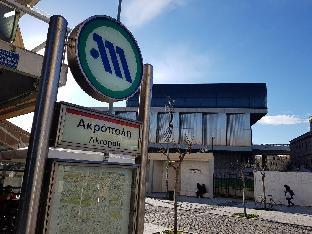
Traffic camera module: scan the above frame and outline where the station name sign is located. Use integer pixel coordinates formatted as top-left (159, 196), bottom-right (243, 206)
top-left (52, 103), bottom-right (141, 156)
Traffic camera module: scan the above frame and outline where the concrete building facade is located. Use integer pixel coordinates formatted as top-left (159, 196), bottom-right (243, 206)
top-left (255, 154), bottom-right (290, 171)
top-left (290, 117), bottom-right (312, 171)
top-left (110, 83), bottom-right (268, 198)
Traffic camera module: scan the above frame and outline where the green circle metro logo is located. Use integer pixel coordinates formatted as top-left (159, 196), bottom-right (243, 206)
top-left (67, 15), bottom-right (143, 102)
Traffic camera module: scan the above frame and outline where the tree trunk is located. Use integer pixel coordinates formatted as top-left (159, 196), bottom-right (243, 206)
top-left (166, 163), bottom-right (169, 198)
top-left (261, 172), bottom-right (266, 209)
top-left (173, 167), bottom-right (179, 234)
top-left (166, 148), bottom-right (169, 198)
top-left (242, 172), bottom-right (247, 217)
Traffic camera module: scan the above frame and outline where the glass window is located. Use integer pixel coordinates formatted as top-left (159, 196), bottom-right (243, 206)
top-left (157, 113), bottom-right (172, 143)
top-left (202, 113), bottom-right (226, 146)
top-left (179, 113), bottom-right (202, 144)
top-left (226, 114), bottom-right (251, 146)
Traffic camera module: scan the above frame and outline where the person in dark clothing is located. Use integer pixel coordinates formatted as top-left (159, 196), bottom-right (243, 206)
top-left (196, 183), bottom-right (207, 198)
top-left (201, 184), bottom-right (207, 194)
top-left (284, 184), bottom-right (295, 207)
top-left (196, 183), bottom-right (201, 197)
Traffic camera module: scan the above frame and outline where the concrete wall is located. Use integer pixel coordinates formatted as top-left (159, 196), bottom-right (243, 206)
top-left (254, 171), bottom-right (312, 207)
top-left (148, 153), bottom-right (214, 198)
top-left (150, 161), bottom-right (163, 192)
top-left (180, 158), bottom-right (214, 198)
top-left (161, 164), bottom-right (178, 192)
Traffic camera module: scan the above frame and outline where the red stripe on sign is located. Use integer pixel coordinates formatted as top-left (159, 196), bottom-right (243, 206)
top-left (66, 108), bottom-right (140, 128)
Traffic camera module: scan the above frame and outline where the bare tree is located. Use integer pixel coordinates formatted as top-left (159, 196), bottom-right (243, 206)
top-left (159, 97), bottom-right (192, 234)
top-left (163, 97), bottom-right (175, 197)
top-left (234, 157), bottom-right (270, 214)
top-left (160, 140), bottom-right (192, 233)
top-left (232, 156), bottom-right (269, 213)
top-left (230, 160), bottom-right (252, 217)
top-left (234, 156), bottom-right (268, 210)
top-left (260, 171), bottom-right (267, 209)
top-left (254, 157), bottom-right (268, 210)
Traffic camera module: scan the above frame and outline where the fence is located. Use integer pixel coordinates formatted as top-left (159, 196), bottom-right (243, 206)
top-left (213, 173), bottom-right (254, 198)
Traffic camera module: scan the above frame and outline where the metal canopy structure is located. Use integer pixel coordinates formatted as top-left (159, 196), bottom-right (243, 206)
top-left (0, 39), bottom-right (68, 119)
top-left (0, 120), bottom-right (29, 151)
top-left (0, 0), bottom-right (68, 120)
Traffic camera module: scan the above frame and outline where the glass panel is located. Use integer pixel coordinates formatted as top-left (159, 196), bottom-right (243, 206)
top-left (226, 114), bottom-right (251, 146)
top-left (179, 113), bottom-right (202, 144)
top-left (157, 113), bottom-right (172, 143)
top-left (149, 111), bottom-right (157, 143)
top-left (203, 113), bottom-right (226, 146)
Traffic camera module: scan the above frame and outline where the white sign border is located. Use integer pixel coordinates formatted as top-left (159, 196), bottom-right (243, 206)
top-left (53, 102), bottom-right (142, 156)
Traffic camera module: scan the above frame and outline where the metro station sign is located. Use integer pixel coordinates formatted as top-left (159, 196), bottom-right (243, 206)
top-left (51, 102), bottom-right (141, 156)
top-left (67, 15), bottom-right (143, 102)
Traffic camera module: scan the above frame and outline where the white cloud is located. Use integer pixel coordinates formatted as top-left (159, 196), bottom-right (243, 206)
top-left (123, 0), bottom-right (186, 28)
top-left (259, 115), bottom-right (308, 125)
top-left (152, 44), bottom-right (214, 83)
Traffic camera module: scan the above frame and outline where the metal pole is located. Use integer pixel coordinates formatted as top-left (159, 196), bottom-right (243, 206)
top-left (117, 0), bottom-right (123, 22)
top-left (17, 15), bottom-right (67, 234)
top-left (136, 64), bottom-right (153, 234)
top-left (108, 0), bottom-right (123, 114)
top-left (108, 101), bottom-right (114, 114)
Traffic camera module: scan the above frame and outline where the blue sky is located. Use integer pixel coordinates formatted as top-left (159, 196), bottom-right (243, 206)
top-left (10, 0), bottom-right (312, 144)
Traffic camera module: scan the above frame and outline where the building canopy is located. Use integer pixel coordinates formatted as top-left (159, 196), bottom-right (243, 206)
top-left (127, 83), bottom-right (267, 124)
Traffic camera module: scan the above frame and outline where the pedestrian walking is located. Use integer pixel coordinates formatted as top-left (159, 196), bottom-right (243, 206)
top-left (284, 184), bottom-right (295, 207)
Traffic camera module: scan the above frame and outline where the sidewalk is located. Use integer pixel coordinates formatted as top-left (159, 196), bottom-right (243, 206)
top-left (144, 195), bottom-right (312, 233)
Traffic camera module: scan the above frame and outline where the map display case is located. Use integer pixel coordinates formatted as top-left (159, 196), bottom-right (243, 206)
top-left (40, 161), bottom-right (138, 234)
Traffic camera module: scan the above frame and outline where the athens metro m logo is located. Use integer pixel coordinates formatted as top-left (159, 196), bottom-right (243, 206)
top-left (90, 32), bottom-right (132, 83)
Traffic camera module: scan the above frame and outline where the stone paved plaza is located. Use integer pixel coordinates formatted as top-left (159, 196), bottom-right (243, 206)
top-left (144, 197), bottom-right (312, 234)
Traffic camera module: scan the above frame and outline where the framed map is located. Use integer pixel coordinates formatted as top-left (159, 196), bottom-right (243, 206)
top-left (42, 162), bottom-right (138, 234)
